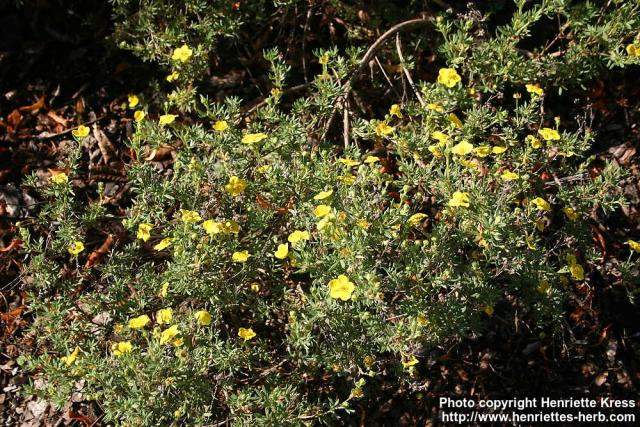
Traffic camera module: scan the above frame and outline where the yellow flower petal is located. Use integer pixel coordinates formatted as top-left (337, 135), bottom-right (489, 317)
top-left (313, 189), bottom-right (333, 200)
top-left (538, 128), bottom-right (560, 141)
top-left (241, 133), bottom-right (267, 144)
top-left (159, 114), bottom-right (177, 126)
top-left (437, 67), bottom-right (461, 88)
top-left (153, 237), bottom-right (173, 251)
top-left (194, 310), bottom-right (212, 326)
top-left (128, 94), bottom-right (139, 108)
top-left (171, 44), bottom-right (193, 62)
top-left (238, 327), bottom-right (256, 341)
top-left (232, 250), bottom-right (250, 263)
top-left (137, 223), bottom-right (153, 242)
top-left (213, 120), bottom-right (228, 132)
top-left (72, 125), bottom-right (90, 138)
top-left (328, 275), bottom-right (355, 301)
top-left (274, 243), bottom-right (289, 259)
top-left (128, 314), bottom-right (150, 329)
top-left (68, 241), bottom-right (85, 255)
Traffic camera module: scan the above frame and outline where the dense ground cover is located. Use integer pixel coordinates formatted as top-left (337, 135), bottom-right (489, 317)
top-left (1, 1), bottom-right (639, 425)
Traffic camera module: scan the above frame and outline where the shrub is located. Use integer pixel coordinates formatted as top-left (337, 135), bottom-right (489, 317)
top-left (19, 1), bottom-right (640, 425)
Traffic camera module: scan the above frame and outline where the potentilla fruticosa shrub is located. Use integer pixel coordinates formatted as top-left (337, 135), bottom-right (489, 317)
top-left (18, 3), bottom-right (640, 426)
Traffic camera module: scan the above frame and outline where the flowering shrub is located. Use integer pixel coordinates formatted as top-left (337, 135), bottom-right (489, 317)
top-left (18, 2), bottom-right (640, 426)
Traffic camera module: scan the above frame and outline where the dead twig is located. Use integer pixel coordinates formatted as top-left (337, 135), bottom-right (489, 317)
top-left (321, 17), bottom-right (433, 141)
top-left (395, 34), bottom-right (425, 106)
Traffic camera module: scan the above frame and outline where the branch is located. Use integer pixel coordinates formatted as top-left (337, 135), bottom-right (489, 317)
top-left (321, 17), bottom-right (434, 141)
top-left (395, 33), bottom-right (425, 106)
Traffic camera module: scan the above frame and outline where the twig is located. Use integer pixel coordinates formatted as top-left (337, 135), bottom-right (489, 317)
top-left (240, 82), bottom-right (314, 117)
top-left (321, 17), bottom-right (433, 141)
top-left (301, 2), bottom-right (314, 84)
top-left (374, 56), bottom-right (401, 99)
top-left (395, 34), bottom-right (425, 106)
top-left (343, 98), bottom-right (350, 148)
top-left (35, 116), bottom-right (106, 140)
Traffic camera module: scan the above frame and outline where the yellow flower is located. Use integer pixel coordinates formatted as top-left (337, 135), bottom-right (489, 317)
top-left (68, 241), bottom-right (85, 255)
top-left (338, 157), bottom-right (361, 166)
top-left (451, 140), bottom-right (474, 156)
top-left (492, 145), bottom-right (507, 154)
top-left (356, 218), bottom-right (370, 230)
top-left (313, 189), bottom-right (333, 200)
top-left (194, 310), bottom-right (212, 326)
top-left (50, 171), bottom-right (68, 184)
top-left (153, 237), bottom-right (173, 251)
top-left (180, 209), bottom-right (201, 223)
top-left (437, 67), bottom-right (461, 88)
top-left (128, 314), bottom-right (150, 329)
top-left (166, 71), bottom-right (180, 82)
top-left (428, 144), bottom-right (442, 157)
top-left (401, 354), bottom-right (419, 368)
top-left (203, 219), bottom-right (223, 235)
top-left (238, 327), bottom-right (256, 341)
top-left (416, 314), bottom-right (429, 326)
top-left (128, 94), bottom-right (139, 108)
top-left (484, 305), bottom-right (494, 316)
top-left (526, 135), bottom-right (542, 149)
top-left (431, 131), bottom-right (449, 145)
top-left (569, 263), bottom-right (584, 281)
top-left (250, 282), bottom-right (260, 292)
top-left (525, 84), bottom-right (544, 96)
top-left (134, 110), bottom-right (145, 122)
top-left (538, 127), bottom-right (560, 141)
top-left (319, 54), bottom-right (329, 65)
top-left (137, 223), bottom-right (153, 242)
top-left (448, 191), bottom-right (470, 208)
top-left (156, 308), bottom-right (173, 325)
top-left (160, 282), bottom-right (169, 298)
top-left (500, 170), bottom-right (519, 181)
top-left (408, 213), bottom-right (428, 226)
top-left (535, 220), bottom-right (545, 232)
top-left (537, 280), bottom-right (551, 294)
top-left (338, 174), bottom-right (356, 185)
top-left (530, 197), bottom-right (551, 212)
top-left (448, 113), bottom-right (463, 128)
top-left (112, 341), bottom-right (132, 357)
top-left (232, 250), bottom-right (250, 263)
top-left (222, 220), bottom-right (240, 234)
top-left (274, 243), bottom-right (289, 259)
top-left (350, 387), bottom-right (364, 399)
top-left (241, 132), bottom-right (267, 144)
top-left (626, 240), bottom-right (640, 253)
top-left (159, 325), bottom-right (180, 345)
top-left (60, 346), bottom-right (80, 366)
top-left (364, 355), bottom-right (375, 367)
top-left (375, 122), bottom-right (394, 136)
top-left (625, 44), bottom-right (639, 57)
top-left (314, 205), bottom-right (332, 218)
top-left (563, 207), bottom-right (578, 221)
top-left (474, 146), bottom-right (491, 157)
top-left (171, 44), bottom-right (193, 62)
top-left (328, 275), bottom-right (355, 301)
top-left (159, 114), bottom-right (177, 126)
top-left (288, 230), bottom-right (310, 244)
top-left (72, 125), bottom-right (90, 138)
top-left (427, 103), bottom-right (444, 112)
top-left (364, 155), bottom-right (380, 164)
top-left (389, 104), bottom-right (403, 118)
top-left (213, 120), bottom-right (228, 132)
top-left (224, 176), bottom-right (247, 197)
